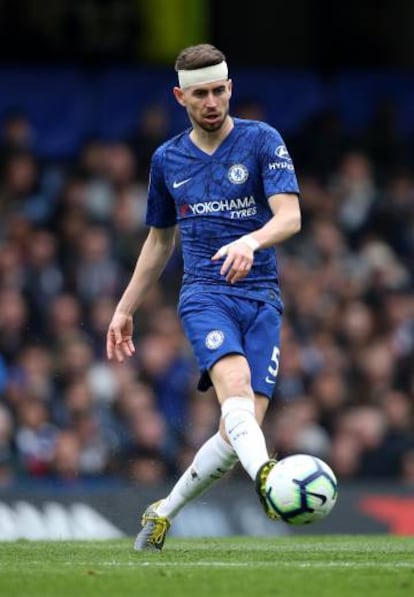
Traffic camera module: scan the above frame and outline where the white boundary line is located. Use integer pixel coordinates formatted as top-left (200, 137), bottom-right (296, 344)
top-left (88, 561), bottom-right (414, 569)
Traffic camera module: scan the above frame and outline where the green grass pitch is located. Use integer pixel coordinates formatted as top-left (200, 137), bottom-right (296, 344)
top-left (0, 536), bottom-right (413, 597)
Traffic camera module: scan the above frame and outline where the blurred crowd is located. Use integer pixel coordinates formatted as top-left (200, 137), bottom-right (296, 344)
top-left (0, 97), bottom-right (413, 490)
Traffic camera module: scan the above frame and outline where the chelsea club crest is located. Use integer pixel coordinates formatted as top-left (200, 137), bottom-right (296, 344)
top-left (205, 330), bottom-right (225, 350)
top-left (228, 163), bottom-right (249, 184)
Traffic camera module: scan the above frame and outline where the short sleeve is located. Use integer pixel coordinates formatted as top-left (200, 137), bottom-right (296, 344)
top-left (145, 147), bottom-right (177, 228)
top-left (258, 125), bottom-right (300, 198)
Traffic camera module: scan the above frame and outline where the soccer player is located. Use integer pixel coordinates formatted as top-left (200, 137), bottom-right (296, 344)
top-left (106, 43), bottom-right (301, 550)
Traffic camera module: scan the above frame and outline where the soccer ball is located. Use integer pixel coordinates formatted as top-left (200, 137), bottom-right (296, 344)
top-left (265, 454), bottom-right (338, 525)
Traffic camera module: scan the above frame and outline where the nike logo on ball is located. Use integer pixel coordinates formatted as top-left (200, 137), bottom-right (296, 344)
top-left (173, 178), bottom-right (192, 188)
top-left (306, 490), bottom-right (328, 505)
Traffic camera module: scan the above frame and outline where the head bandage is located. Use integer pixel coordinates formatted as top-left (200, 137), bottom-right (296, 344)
top-left (178, 61), bottom-right (228, 89)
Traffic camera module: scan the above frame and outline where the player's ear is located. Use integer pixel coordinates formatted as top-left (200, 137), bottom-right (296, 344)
top-left (173, 86), bottom-right (186, 106)
top-left (227, 79), bottom-right (233, 98)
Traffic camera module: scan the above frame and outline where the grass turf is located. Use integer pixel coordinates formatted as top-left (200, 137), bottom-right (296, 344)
top-left (0, 536), bottom-right (413, 597)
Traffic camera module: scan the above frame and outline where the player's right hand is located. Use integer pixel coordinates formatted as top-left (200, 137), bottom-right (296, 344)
top-left (106, 311), bottom-right (135, 363)
top-left (211, 234), bottom-right (258, 284)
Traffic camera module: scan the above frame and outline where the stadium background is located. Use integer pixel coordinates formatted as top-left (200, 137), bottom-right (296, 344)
top-left (0, 0), bottom-right (413, 538)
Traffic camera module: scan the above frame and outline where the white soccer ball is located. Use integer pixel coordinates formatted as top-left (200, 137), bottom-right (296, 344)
top-left (265, 454), bottom-right (338, 525)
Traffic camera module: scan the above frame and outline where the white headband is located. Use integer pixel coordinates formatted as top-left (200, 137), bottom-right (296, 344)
top-left (178, 61), bottom-right (228, 89)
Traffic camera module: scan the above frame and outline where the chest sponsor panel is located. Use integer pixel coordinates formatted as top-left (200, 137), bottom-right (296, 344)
top-left (179, 196), bottom-right (257, 219)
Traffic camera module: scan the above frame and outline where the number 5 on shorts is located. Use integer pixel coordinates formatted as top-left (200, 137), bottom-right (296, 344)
top-left (265, 346), bottom-right (280, 384)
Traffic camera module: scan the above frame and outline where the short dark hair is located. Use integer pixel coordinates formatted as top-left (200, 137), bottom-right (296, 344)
top-left (175, 44), bottom-right (226, 71)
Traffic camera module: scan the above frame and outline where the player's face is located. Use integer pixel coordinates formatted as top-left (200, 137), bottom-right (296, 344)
top-left (174, 80), bottom-right (232, 133)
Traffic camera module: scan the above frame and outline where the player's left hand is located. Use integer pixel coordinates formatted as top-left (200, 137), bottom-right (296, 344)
top-left (211, 237), bottom-right (256, 284)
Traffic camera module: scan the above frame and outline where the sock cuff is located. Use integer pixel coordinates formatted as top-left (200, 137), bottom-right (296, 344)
top-left (221, 396), bottom-right (255, 419)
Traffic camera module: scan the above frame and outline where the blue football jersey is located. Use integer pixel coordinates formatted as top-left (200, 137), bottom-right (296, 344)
top-left (145, 118), bottom-right (300, 310)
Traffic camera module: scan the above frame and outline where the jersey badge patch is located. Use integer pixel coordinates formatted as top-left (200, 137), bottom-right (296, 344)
top-left (205, 330), bottom-right (225, 350)
top-left (228, 164), bottom-right (249, 184)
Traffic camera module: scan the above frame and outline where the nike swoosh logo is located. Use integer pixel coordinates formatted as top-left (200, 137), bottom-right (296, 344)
top-left (293, 479), bottom-right (328, 507)
top-left (306, 490), bottom-right (327, 505)
top-left (265, 376), bottom-right (276, 384)
top-left (173, 178), bottom-right (192, 189)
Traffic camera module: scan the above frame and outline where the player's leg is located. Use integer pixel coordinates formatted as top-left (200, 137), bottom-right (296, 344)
top-left (213, 363), bottom-right (279, 520)
top-left (156, 431), bottom-right (238, 519)
top-left (134, 430), bottom-right (238, 550)
top-left (134, 295), bottom-right (278, 550)
top-left (211, 354), bottom-right (273, 479)
top-left (218, 392), bottom-right (269, 434)
top-left (250, 394), bottom-right (280, 519)
top-left (135, 394), bottom-right (274, 551)
top-left (242, 300), bottom-right (282, 518)
top-left (190, 295), bottom-right (281, 514)
top-left (135, 396), bottom-right (272, 550)
top-left (134, 297), bottom-right (242, 550)
top-left (134, 392), bottom-right (275, 550)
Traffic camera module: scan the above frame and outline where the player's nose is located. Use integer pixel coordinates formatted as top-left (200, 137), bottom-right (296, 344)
top-left (205, 91), bottom-right (218, 106)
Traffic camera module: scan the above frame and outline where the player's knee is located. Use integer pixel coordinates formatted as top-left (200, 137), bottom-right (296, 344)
top-left (210, 355), bottom-right (252, 400)
top-left (222, 368), bottom-right (252, 398)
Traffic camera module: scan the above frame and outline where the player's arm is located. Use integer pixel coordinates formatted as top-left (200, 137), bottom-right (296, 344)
top-left (107, 225), bottom-right (176, 362)
top-left (251, 192), bottom-right (301, 247)
top-left (212, 193), bottom-right (301, 284)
